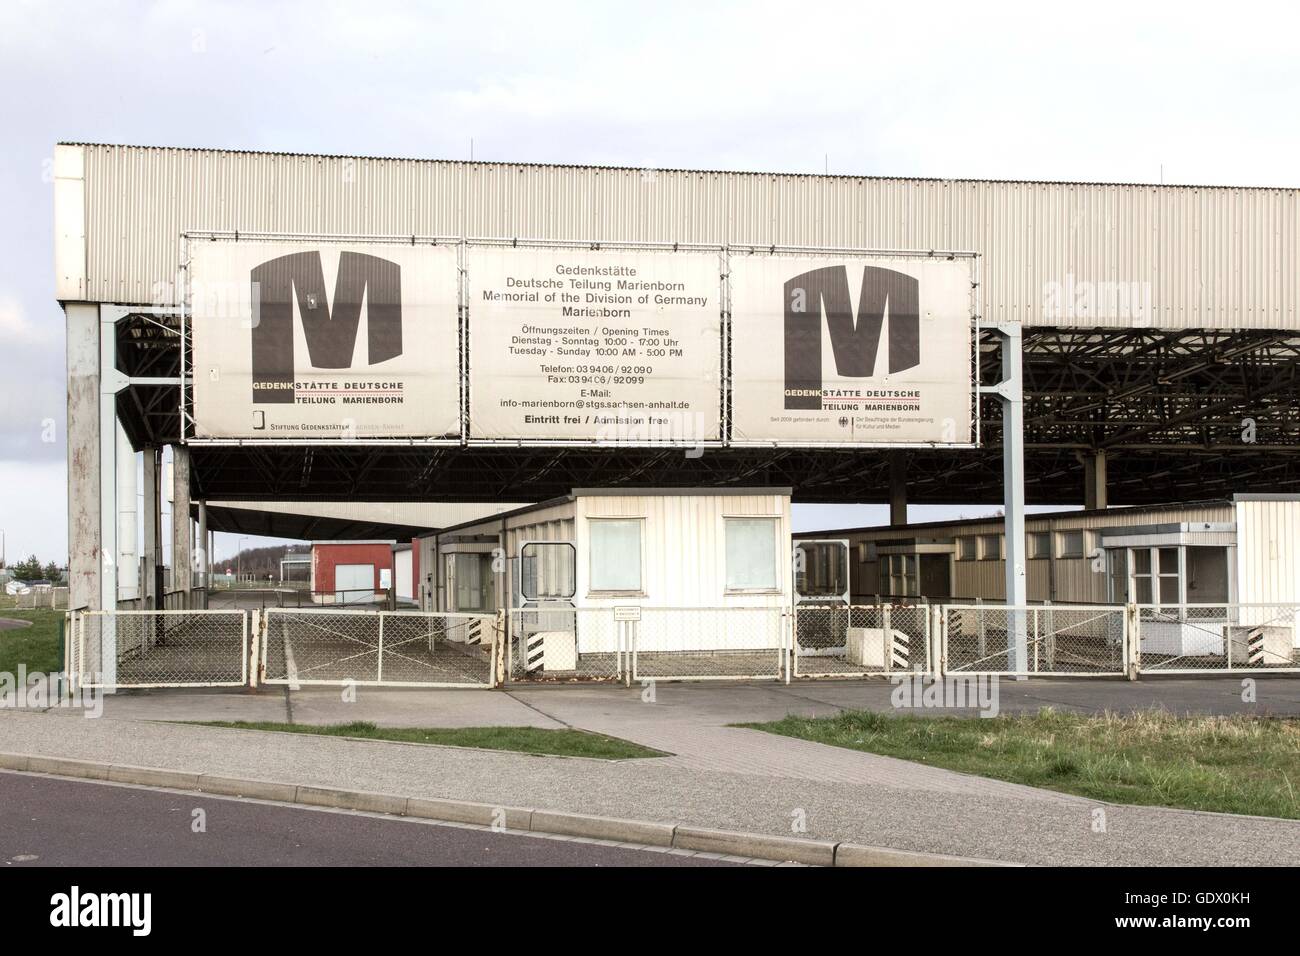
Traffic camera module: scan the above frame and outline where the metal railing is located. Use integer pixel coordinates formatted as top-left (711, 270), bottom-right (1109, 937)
top-left (1134, 603), bottom-right (1300, 674)
top-left (939, 604), bottom-right (1128, 677)
top-left (72, 609), bottom-right (249, 689)
top-left (55, 601), bottom-right (1300, 690)
top-left (207, 587), bottom-right (383, 610)
top-left (261, 608), bottom-right (501, 687)
top-left (507, 607), bottom-right (625, 681)
top-left (631, 607), bottom-right (787, 682)
top-left (793, 603), bottom-right (932, 678)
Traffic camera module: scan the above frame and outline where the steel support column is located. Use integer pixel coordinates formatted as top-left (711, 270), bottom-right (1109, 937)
top-left (1082, 450), bottom-right (1108, 510)
top-left (980, 323), bottom-right (1028, 673)
top-left (888, 450), bottom-right (908, 526)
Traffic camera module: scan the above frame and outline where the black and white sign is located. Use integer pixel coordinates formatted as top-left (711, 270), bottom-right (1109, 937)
top-left (190, 241), bottom-right (460, 439)
top-left (467, 247), bottom-right (722, 443)
top-left (728, 254), bottom-right (975, 445)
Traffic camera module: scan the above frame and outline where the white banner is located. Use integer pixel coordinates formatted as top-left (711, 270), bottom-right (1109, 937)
top-left (728, 254), bottom-right (975, 445)
top-left (467, 246), bottom-right (722, 443)
top-left (190, 241), bottom-right (460, 439)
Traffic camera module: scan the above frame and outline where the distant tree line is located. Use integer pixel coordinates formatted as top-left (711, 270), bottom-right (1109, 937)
top-left (6, 555), bottom-right (65, 582)
top-left (221, 543), bottom-right (309, 578)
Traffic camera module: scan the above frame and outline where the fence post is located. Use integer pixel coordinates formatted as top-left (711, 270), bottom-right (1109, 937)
top-left (1125, 603), bottom-right (1140, 680)
top-left (248, 610), bottom-right (260, 688)
top-left (377, 612), bottom-right (385, 683)
top-left (784, 608), bottom-right (791, 685)
top-left (493, 609), bottom-right (505, 688)
top-left (935, 606), bottom-right (946, 681)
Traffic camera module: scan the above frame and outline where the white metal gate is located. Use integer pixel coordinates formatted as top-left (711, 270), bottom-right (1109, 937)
top-left (630, 607), bottom-right (787, 682)
top-left (73, 609), bottom-right (249, 689)
top-left (261, 609), bottom-right (501, 687)
top-left (1135, 603), bottom-right (1300, 674)
top-left (940, 604), bottom-right (1128, 677)
top-left (792, 603), bottom-right (932, 678)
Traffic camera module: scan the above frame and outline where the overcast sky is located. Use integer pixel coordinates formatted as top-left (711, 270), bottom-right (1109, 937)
top-left (2, 0), bottom-right (1298, 563)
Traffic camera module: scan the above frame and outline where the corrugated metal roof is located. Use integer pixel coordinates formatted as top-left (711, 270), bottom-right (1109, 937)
top-left (57, 141), bottom-right (1300, 191)
top-left (59, 143), bottom-right (1300, 330)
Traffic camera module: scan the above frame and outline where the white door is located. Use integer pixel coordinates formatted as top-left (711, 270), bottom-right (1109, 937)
top-left (335, 563), bottom-right (374, 604)
top-left (395, 550), bottom-right (413, 601)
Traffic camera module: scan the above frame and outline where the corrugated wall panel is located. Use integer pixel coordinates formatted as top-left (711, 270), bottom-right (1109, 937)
top-left (1235, 500), bottom-right (1300, 604)
top-left (833, 502), bottom-right (1238, 603)
top-left (68, 144), bottom-right (1299, 329)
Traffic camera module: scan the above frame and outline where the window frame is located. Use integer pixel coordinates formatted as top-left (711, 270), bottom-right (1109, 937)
top-left (1027, 531), bottom-right (1051, 560)
top-left (586, 517), bottom-right (645, 595)
top-left (724, 516), bottom-right (782, 594)
top-left (978, 534), bottom-right (1002, 561)
top-left (1057, 530), bottom-right (1085, 559)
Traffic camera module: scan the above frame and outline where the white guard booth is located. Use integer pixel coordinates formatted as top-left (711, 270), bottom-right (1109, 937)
top-left (417, 488), bottom-right (794, 673)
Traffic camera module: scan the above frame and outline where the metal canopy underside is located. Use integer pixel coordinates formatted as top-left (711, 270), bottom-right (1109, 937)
top-left (111, 313), bottom-right (1300, 506)
top-left (192, 503), bottom-right (430, 541)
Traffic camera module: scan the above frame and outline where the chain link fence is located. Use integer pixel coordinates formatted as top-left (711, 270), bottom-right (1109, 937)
top-left (60, 601), bottom-right (1300, 690)
top-left (941, 604), bottom-right (1127, 676)
top-left (261, 609), bottom-right (499, 687)
top-left (507, 607), bottom-right (624, 681)
top-left (7, 587), bottom-right (70, 610)
top-left (1136, 603), bottom-right (1300, 673)
top-left (792, 604), bottom-right (931, 678)
top-left (630, 607), bottom-right (786, 682)
top-left (73, 609), bottom-right (248, 689)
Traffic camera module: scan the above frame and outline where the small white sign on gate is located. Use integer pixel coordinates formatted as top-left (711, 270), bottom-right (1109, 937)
top-left (613, 606), bottom-right (641, 622)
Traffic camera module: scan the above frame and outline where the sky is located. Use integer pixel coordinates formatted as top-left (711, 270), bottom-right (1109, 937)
top-left (2, 0), bottom-right (1299, 563)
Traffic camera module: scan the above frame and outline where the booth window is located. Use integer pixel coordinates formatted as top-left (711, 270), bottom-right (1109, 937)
top-left (588, 518), bottom-right (642, 592)
top-left (1058, 530), bottom-right (1085, 558)
top-left (979, 534), bottom-right (1001, 560)
top-left (879, 554), bottom-right (919, 596)
top-left (1027, 531), bottom-right (1051, 559)
top-left (726, 518), bottom-right (779, 591)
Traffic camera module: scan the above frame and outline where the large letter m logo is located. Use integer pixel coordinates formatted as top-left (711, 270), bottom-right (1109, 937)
top-left (783, 265), bottom-right (919, 410)
top-left (250, 251), bottom-right (402, 403)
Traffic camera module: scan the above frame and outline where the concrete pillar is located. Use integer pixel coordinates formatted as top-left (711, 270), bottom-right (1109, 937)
top-left (1083, 451), bottom-right (1108, 511)
top-left (171, 445), bottom-right (192, 593)
top-left (888, 451), bottom-right (908, 526)
top-left (66, 303), bottom-right (100, 611)
top-left (142, 446), bottom-right (161, 607)
top-left (196, 500), bottom-right (208, 589)
top-left (116, 422), bottom-right (138, 601)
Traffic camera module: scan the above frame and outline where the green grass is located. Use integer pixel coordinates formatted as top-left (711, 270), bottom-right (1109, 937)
top-left (740, 708), bottom-right (1300, 820)
top-left (0, 609), bottom-right (65, 675)
top-left (192, 720), bottom-right (666, 760)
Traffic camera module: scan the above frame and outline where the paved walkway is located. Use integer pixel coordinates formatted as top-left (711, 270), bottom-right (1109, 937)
top-left (2, 677), bottom-right (1298, 865)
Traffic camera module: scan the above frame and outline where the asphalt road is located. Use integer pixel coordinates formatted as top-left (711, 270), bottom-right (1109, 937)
top-left (0, 772), bottom-right (740, 867)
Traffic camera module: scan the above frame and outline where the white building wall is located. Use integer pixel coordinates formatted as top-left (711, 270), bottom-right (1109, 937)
top-left (573, 492), bottom-right (792, 609)
top-left (1235, 498), bottom-right (1300, 605)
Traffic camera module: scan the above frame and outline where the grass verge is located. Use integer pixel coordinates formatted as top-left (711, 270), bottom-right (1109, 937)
top-left (740, 708), bottom-right (1300, 819)
top-left (0, 609), bottom-right (64, 675)
top-left (192, 720), bottom-right (666, 760)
